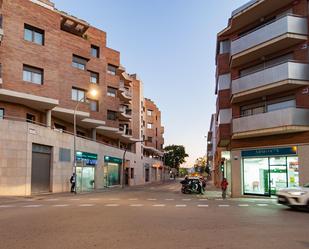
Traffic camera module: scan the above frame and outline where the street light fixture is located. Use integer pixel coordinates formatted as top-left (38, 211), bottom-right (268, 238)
top-left (73, 88), bottom-right (98, 194)
top-left (121, 139), bottom-right (144, 189)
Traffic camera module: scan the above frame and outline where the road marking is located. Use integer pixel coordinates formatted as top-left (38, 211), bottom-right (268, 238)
top-left (53, 204), bottom-right (69, 207)
top-left (128, 198), bottom-right (138, 201)
top-left (23, 205), bottom-right (42, 208)
top-left (215, 198), bottom-right (224, 201)
top-left (165, 199), bottom-right (174, 201)
top-left (70, 198), bottom-right (80, 201)
top-left (257, 204), bottom-right (268, 207)
top-left (0, 205), bottom-right (15, 208)
top-left (89, 198), bottom-right (100, 201)
top-left (109, 198), bottom-right (120, 201)
top-left (197, 204), bottom-right (209, 207)
top-left (105, 204), bottom-right (119, 207)
top-left (182, 199), bottom-right (191, 201)
top-left (147, 198), bottom-right (157, 201)
top-left (152, 204), bottom-right (165, 207)
top-left (46, 198), bottom-right (59, 201)
top-left (198, 199), bottom-right (208, 201)
top-left (26, 199), bottom-right (35, 202)
top-left (129, 204), bottom-right (144, 207)
top-left (79, 204), bottom-right (94, 207)
top-left (176, 204), bottom-right (187, 207)
top-left (218, 204), bottom-right (230, 207)
top-left (238, 204), bottom-right (249, 207)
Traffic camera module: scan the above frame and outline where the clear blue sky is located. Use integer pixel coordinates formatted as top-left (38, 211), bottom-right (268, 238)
top-left (53, 0), bottom-right (248, 166)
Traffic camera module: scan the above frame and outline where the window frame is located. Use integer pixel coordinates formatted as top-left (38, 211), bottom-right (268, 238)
top-left (89, 71), bottom-right (99, 84)
top-left (91, 45), bottom-right (100, 58)
top-left (107, 86), bottom-right (117, 97)
top-left (107, 64), bottom-right (117, 75)
top-left (72, 55), bottom-right (88, 71)
top-left (24, 24), bottom-right (44, 45)
top-left (26, 113), bottom-right (35, 123)
top-left (147, 123), bottom-right (153, 129)
top-left (107, 110), bottom-right (117, 121)
top-left (71, 87), bottom-right (86, 102)
top-left (23, 65), bottom-right (43, 85)
top-left (89, 99), bottom-right (99, 112)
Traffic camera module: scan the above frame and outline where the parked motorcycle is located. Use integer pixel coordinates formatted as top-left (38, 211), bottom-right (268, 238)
top-left (180, 177), bottom-right (204, 194)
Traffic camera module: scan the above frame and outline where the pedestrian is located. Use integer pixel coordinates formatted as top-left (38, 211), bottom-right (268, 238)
top-left (221, 178), bottom-right (228, 199)
top-left (70, 173), bottom-right (76, 193)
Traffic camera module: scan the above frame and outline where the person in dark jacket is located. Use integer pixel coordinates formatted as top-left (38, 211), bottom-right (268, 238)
top-left (221, 178), bottom-right (228, 199)
top-left (70, 173), bottom-right (76, 193)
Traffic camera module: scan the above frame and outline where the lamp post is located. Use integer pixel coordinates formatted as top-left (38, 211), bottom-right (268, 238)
top-left (72, 89), bottom-right (98, 194)
top-left (121, 140), bottom-right (144, 189)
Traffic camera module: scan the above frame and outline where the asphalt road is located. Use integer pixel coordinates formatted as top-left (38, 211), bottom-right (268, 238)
top-left (0, 181), bottom-right (308, 249)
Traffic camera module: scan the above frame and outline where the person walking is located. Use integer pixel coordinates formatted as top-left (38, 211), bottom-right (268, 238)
top-left (70, 173), bottom-right (76, 194)
top-left (221, 178), bottom-right (228, 199)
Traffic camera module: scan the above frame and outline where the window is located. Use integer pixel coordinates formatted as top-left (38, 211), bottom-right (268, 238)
top-left (107, 64), bottom-right (117, 75)
top-left (89, 99), bottom-right (99, 112)
top-left (107, 87), bottom-right (117, 97)
top-left (72, 55), bottom-right (87, 70)
top-left (71, 88), bottom-right (85, 102)
top-left (89, 71), bottom-right (99, 84)
top-left (219, 40), bottom-right (230, 54)
top-left (0, 108), bottom-right (4, 119)
top-left (147, 136), bottom-right (153, 143)
top-left (91, 45), bottom-right (100, 58)
top-left (147, 109), bottom-right (153, 116)
top-left (130, 168), bottom-right (134, 179)
top-left (147, 123), bottom-right (153, 129)
top-left (59, 148), bottom-right (71, 162)
top-left (54, 123), bottom-right (66, 131)
top-left (23, 65), bottom-right (43, 85)
top-left (0, 14), bottom-right (2, 29)
top-left (24, 24), bottom-right (44, 45)
top-left (107, 110), bottom-right (117, 121)
top-left (267, 99), bottom-right (295, 112)
top-left (26, 113), bottom-right (35, 123)
top-left (241, 103), bottom-right (265, 117)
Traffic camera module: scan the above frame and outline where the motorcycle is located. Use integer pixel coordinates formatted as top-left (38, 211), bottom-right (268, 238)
top-left (180, 178), bottom-right (204, 194)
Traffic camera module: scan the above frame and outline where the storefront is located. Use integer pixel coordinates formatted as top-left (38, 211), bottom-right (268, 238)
top-left (242, 147), bottom-right (299, 196)
top-left (76, 151), bottom-right (97, 192)
top-left (104, 156), bottom-right (122, 186)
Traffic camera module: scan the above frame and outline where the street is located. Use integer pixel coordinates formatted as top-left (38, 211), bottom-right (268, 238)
top-left (0, 181), bottom-right (308, 249)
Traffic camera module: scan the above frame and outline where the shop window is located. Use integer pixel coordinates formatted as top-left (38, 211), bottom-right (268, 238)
top-left (23, 65), bottom-right (43, 85)
top-left (72, 55), bottom-right (87, 70)
top-left (24, 24), bottom-right (44, 45)
top-left (91, 45), bottom-right (100, 58)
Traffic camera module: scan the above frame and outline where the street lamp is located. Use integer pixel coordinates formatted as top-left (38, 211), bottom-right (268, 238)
top-left (121, 140), bottom-right (144, 189)
top-left (73, 88), bottom-right (98, 193)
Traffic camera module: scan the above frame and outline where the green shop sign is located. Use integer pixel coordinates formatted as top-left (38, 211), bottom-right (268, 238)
top-left (241, 147), bottom-right (297, 157)
top-left (76, 151), bottom-right (98, 166)
top-left (104, 156), bottom-right (122, 164)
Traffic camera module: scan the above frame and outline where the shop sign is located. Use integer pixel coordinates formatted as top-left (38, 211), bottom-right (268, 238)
top-left (76, 151), bottom-right (98, 166)
top-left (104, 156), bottom-right (122, 164)
top-left (241, 147), bottom-right (297, 157)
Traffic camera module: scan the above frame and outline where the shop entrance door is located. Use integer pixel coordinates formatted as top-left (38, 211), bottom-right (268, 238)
top-left (269, 166), bottom-right (287, 195)
top-left (76, 167), bottom-right (95, 192)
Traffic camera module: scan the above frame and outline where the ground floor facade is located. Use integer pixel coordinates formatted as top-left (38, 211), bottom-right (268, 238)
top-left (223, 145), bottom-right (309, 197)
top-left (0, 119), bottom-right (167, 196)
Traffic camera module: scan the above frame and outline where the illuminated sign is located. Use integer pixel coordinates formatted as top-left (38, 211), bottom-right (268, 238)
top-left (241, 147), bottom-right (297, 157)
top-left (76, 152), bottom-right (98, 166)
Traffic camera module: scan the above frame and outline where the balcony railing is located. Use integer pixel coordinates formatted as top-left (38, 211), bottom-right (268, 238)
top-left (232, 61), bottom-right (309, 97)
top-left (231, 15), bottom-right (308, 56)
top-left (233, 107), bottom-right (309, 137)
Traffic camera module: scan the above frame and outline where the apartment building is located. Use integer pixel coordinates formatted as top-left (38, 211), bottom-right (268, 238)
top-left (213, 0), bottom-right (309, 197)
top-left (142, 98), bottom-right (165, 182)
top-left (0, 0), bottom-right (165, 195)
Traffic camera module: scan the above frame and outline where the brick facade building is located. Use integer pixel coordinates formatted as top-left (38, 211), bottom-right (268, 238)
top-left (208, 0), bottom-right (309, 197)
top-left (0, 0), bottom-right (165, 195)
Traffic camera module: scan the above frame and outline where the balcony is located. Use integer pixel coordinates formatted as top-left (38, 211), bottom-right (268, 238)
top-left (118, 106), bottom-right (132, 121)
top-left (216, 123), bottom-right (231, 147)
top-left (232, 61), bottom-right (309, 103)
top-left (232, 107), bottom-right (309, 139)
top-left (118, 84), bottom-right (132, 102)
top-left (230, 15), bottom-right (308, 67)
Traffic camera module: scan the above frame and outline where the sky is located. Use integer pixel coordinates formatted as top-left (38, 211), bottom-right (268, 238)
top-left (53, 0), bottom-right (249, 166)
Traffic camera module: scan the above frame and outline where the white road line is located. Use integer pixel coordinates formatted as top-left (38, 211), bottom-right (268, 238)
top-left (128, 198), bottom-right (138, 201)
top-left (89, 198), bottom-right (100, 201)
top-left (198, 198), bottom-right (208, 201)
top-left (129, 204), bottom-right (144, 207)
top-left (53, 204), bottom-right (69, 207)
top-left (23, 205), bottom-right (42, 208)
top-left (79, 204), bottom-right (94, 207)
top-left (218, 204), bottom-right (230, 207)
top-left (215, 198), bottom-right (224, 201)
top-left (147, 198), bottom-right (157, 201)
top-left (26, 199), bottom-right (35, 202)
top-left (182, 199), bottom-right (191, 201)
top-left (165, 199), bottom-right (174, 201)
top-left (105, 204), bottom-right (119, 207)
top-left (0, 205), bottom-right (15, 208)
top-left (238, 204), bottom-right (249, 207)
top-left (175, 204), bottom-right (187, 207)
top-left (152, 204), bottom-right (165, 207)
top-left (109, 198), bottom-right (120, 201)
top-left (257, 204), bottom-right (268, 207)
top-left (197, 204), bottom-right (209, 207)
top-left (70, 199), bottom-right (80, 201)
top-left (46, 198), bottom-right (59, 201)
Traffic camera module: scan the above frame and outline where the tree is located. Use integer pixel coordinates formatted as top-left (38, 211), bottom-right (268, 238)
top-left (194, 156), bottom-right (207, 175)
top-left (178, 168), bottom-right (189, 177)
top-left (163, 145), bottom-right (189, 171)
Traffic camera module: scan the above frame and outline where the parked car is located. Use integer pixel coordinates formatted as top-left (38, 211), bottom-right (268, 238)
top-left (277, 183), bottom-right (309, 210)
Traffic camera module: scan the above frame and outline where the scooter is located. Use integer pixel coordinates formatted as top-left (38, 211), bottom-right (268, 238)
top-left (181, 181), bottom-right (204, 194)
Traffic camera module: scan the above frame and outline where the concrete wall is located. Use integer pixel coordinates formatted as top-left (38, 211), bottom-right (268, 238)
top-left (298, 144), bottom-right (309, 185)
top-left (0, 119), bottom-right (163, 196)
